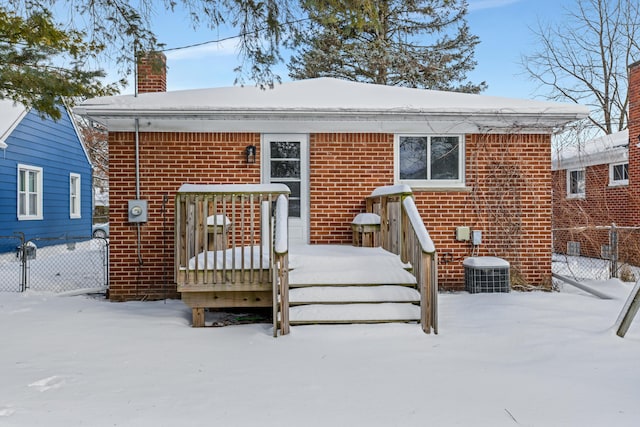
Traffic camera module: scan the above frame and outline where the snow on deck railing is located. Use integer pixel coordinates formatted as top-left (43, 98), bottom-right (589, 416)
top-left (402, 197), bottom-right (436, 254)
top-left (370, 184), bottom-right (412, 198)
top-left (274, 195), bottom-right (288, 254)
top-left (177, 183), bottom-right (290, 195)
top-left (366, 185), bottom-right (438, 334)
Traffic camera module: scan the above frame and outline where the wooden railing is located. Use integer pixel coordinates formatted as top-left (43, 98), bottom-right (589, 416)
top-left (174, 184), bottom-right (290, 335)
top-left (366, 185), bottom-right (438, 334)
top-left (273, 194), bottom-right (290, 336)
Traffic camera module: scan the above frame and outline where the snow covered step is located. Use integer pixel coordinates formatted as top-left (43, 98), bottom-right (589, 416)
top-left (289, 266), bottom-right (416, 287)
top-left (289, 285), bottom-right (420, 305)
top-left (289, 303), bottom-right (420, 324)
top-left (288, 245), bottom-right (416, 287)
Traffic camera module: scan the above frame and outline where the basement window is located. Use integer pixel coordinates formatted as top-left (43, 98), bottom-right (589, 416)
top-left (566, 169), bottom-right (585, 198)
top-left (609, 162), bottom-right (628, 187)
top-left (567, 241), bottom-right (581, 256)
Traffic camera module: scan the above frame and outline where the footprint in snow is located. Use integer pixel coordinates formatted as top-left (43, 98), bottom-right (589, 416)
top-left (28, 375), bottom-right (65, 392)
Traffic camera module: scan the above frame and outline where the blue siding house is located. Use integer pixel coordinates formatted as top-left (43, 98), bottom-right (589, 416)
top-left (0, 100), bottom-right (93, 253)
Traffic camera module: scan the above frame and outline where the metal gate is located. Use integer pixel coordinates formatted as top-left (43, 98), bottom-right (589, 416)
top-left (0, 235), bottom-right (109, 293)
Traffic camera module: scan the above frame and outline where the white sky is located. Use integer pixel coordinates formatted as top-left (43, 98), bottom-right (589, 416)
top-left (105, 0), bottom-right (572, 99)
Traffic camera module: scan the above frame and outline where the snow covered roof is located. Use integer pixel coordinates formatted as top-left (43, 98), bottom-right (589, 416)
top-left (75, 78), bottom-right (589, 134)
top-left (552, 129), bottom-right (629, 171)
top-left (0, 99), bottom-right (28, 149)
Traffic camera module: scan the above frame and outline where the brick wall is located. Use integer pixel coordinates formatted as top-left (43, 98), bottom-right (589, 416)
top-left (108, 131), bottom-right (260, 301)
top-left (108, 130), bottom-right (554, 300)
top-left (552, 165), bottom-right (632, 228)
top-left (629, 61), bottom-right (640, 223)
top-left (310, 133), bottom-right (395, 243)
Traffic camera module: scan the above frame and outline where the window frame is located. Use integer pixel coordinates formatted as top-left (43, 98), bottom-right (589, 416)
top-left (394, 134), bottom-right (465, 189)
top-left (70, 173), bottom-right (81, 218)
top-left (566, 168), bottom-right (586, 199)
top-left (17, 164), bottom-right (43, 220)
top-left (609, 162), bottom-right (629, 187)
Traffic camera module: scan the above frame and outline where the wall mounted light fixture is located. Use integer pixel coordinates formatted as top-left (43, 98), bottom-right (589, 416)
top-left (245, 145), bottom-right (257, 164)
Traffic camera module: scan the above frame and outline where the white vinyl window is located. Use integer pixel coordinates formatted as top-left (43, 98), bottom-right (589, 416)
top-left (70, 173), bottom-right (81, 218)
top-left (17, 164), bottom-right (43, 220)
top-left (396, 135), bottom-right (464, 188)
top-left (567, 169), bottom-right (585, 198)
top-left (609, 162), bottom-right (628, 187)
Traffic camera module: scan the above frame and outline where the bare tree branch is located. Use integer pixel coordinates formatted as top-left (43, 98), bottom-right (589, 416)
top-left (522, 0), bottom-right (640, 135)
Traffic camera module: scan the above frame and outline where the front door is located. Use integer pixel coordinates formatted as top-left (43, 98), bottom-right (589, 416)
top-left (262, 134), bottom-right (309, 244)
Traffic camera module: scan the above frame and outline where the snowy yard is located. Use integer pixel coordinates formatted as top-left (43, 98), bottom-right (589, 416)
top-left (1, 279), bottom-right (640, 426)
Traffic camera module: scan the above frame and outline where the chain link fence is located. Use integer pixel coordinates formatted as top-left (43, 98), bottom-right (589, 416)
top-left (552, 225), bottom-right (640, 283)
top-left (0, 235), bottom-right (109, 293)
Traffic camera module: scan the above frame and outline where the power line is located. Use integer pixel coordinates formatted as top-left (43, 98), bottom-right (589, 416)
top-left (159, 17), bottom-right (310, 53)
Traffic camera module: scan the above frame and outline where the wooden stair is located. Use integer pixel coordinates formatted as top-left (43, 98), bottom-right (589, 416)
top-left (285, 245), bottom-right (421, 326)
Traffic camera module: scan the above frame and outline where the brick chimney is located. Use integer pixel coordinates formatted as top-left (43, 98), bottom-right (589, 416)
top-left (136, 52), bottom-right (167, 94)
top-left (628, 61), bottom-right (640, 224)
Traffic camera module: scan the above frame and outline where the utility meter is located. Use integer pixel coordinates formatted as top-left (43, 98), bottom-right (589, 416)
top-left (128, 200), bottom-right (148, 223)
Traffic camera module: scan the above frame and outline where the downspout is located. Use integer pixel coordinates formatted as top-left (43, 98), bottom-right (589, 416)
top-left (134, 50), bottom-right (143, 267)
top-left (134, 46), bottom-right (140, 199)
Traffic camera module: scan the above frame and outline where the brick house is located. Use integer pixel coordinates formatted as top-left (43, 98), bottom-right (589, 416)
top-left (552, 61), bottom-right (640, 263)
top-left (75, 56), bottom-right (588, 301)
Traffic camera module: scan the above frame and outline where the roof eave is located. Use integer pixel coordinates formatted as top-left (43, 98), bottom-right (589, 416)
top-left (552, 146), bottom-right (628, 170)
top-left (74, 107), bottom-right (587, 135)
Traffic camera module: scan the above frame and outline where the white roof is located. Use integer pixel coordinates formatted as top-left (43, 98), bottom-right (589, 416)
top-left (75, 78), bottom-right (589, 134)
top-left (552, 129), bottom-right (629, 170)
top-left (0, 99), bottom-right (28, 149)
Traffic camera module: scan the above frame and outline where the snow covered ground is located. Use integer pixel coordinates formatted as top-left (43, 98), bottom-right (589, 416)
top-left (1, 278), bottom-right (640, 426)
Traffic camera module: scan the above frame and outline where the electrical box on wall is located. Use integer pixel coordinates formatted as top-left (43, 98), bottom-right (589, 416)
top-left (456, 226), bottom-right (471, 241)
top-left (472, 230), bottom-right (482, 245)
top-left (128, 200), bottom-right (148, 223)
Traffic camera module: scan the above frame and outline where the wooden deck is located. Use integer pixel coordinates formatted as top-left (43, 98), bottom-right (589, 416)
top-left (175, 184), bottom-right (438, 335)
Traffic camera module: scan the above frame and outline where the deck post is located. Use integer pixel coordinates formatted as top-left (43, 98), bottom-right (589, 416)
top-left (192, 308), bottom-right (205, 327)
top-left (420, 252), bottom-right (432, 333)
top-left (279, 253), bottom-right (290, 335)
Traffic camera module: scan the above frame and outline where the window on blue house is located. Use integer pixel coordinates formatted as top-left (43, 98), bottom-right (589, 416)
top-left (396, 135), bottom-right (464, 188)
top-left (70, 173), bottom-right (81, 218)
top-left (17, 164), bottom-right (43, 220)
